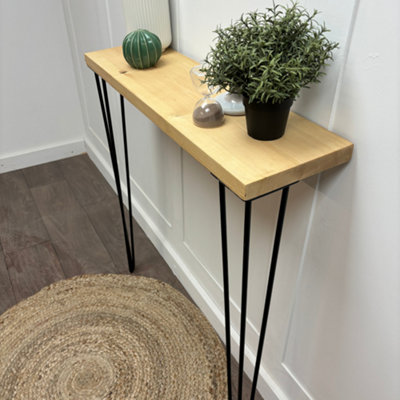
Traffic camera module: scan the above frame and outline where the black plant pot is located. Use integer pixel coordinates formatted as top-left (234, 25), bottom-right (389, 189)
top-left (243, 97), bottom-right (294, 141)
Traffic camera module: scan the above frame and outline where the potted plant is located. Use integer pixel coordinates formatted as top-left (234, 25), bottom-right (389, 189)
top-left (201, 2), bottom-right (339, 140)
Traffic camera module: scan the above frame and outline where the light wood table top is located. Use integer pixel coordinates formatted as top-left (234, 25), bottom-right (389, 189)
top-left (85, 47), bottom-right (353, 201)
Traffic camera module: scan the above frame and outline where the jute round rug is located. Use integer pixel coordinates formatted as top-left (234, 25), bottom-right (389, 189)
top-left (0, 274), bottom-right (227, 399)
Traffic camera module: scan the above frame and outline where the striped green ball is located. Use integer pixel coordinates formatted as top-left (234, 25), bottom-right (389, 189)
top-left (122, 29), bottom-right (162, 69)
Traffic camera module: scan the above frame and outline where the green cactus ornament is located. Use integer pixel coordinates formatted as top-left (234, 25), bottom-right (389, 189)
top-left (122, 29), bottom-right (162, 69)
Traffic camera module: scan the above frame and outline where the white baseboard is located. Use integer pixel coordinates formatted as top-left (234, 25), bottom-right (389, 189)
top-left (85, 134), bottom-right (285, 400)
top-left (0, 139), bottom-right (86, 173)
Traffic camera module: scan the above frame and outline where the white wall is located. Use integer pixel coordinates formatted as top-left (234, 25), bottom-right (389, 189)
top-left (62, 0), bottom-right (400, 399)
top-left (0, 0), bottom-right (86, 172)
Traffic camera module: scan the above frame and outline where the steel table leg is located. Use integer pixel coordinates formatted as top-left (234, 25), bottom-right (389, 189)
top-left (250, 187), bottom-right (289, 399)
top-left (219, 182), bottom-right (233, 400)
top-left (218, 182), bottom-right (291, 399)
top-left (94, 74), bottom-right (135, 273)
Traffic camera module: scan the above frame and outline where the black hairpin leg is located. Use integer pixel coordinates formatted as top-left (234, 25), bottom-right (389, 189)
top-left (238, 200), bottom-right (252, 400)
top-left (219, 182), bottom-right (233, 400)
top-left (250, 186), bottom-right (289, 399)
top-left (120, 95), bottom-right (135, 270)
top-left (94, 73), bottom-right (135, 273)
top-left (218, 181), bottom-right (291, 400)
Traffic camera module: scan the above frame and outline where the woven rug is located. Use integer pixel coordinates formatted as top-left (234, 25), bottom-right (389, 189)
top-left (0, 274), bottom-right (227, 399)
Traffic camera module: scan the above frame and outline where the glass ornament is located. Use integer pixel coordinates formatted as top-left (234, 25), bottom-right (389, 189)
top-left (215, 92), bottom-right (245, 116)
top-left (190, 65), bottom-right (224, 128)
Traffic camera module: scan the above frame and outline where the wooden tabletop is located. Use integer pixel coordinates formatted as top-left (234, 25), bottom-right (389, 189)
top-left (85, 47), bottom-right (353, 201)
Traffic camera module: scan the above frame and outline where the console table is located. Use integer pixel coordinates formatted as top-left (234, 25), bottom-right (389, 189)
top-left (85, 46), bottom-right (353, 400)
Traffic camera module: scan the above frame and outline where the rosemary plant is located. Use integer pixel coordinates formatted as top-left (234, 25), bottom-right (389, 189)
top-left (202, 2), bottom-right (339, 104)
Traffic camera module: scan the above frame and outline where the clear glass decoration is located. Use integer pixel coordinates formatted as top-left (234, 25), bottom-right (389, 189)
top-left (215, 92), bottom-right (245, 115)
top-left (190, 65), bottom-right (224, 128)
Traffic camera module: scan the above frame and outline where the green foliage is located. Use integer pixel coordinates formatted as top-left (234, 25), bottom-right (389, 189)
top-left (201, 2), bottom-right (339, 104)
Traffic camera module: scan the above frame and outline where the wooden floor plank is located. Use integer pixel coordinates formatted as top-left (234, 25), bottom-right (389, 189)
top-left (0, 250), bottom-right (16, 314)
top-left (58, 154), bottom-right (115, 207)
top-left (5, 242), bottom-right (65, 303)
top-left (84, 197), bottom-right (187, 293)
top-left (23, 161), bottom-right (65, 188)
top-left (83, 197), bottom-right (130, 274)
top-left (31, 180), bottom-right (117, 277)
top-left (0, 171), bottom-right (49, 254)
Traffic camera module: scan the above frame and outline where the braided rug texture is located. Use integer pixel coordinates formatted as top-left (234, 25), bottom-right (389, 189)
top-left (0, 274), bottom-right (227, 399)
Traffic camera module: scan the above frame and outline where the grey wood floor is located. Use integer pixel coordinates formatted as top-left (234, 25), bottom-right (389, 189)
top-left (0, 154), bottom-right (261, 400)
